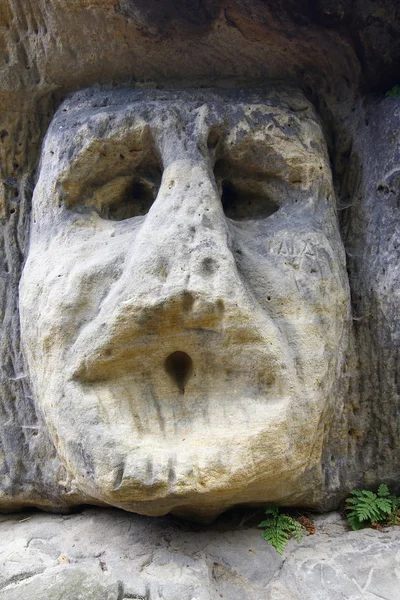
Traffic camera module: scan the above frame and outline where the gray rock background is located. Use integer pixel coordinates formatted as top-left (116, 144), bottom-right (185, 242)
top-left (321, 96), bottom-right (400, 504)
top-left (1, 509), bottom-right (400, 600)
top-left (0, 0), bottom-right (399, 511)
top-left (338, 97), bottom-right (400, 493)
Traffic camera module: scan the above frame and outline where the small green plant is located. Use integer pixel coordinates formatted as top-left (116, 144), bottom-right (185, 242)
top-left (258, 506), bottom-right (306, 555)
top-left (386, 85), bottom-right (400, 98)
top-left (345, 484), bottom-right (400, 531)
top-left (385, 505), bottom-right (400, 527)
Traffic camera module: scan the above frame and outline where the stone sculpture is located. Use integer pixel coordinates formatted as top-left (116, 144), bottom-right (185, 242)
top-left (18, 86), bottom-right (350, 519)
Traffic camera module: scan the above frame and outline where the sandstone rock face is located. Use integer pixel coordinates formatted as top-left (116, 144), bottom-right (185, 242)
top-left (19, 87), bottom-right (350, 519)
top-left (0, 0), bottom-right (400, 518)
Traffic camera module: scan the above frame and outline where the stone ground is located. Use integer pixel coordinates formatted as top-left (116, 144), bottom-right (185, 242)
top-left (0, 509), bottom-right (400, 599)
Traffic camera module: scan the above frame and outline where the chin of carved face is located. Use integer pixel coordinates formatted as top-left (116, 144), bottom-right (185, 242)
top-left (20, 88), bottom-right (350, 519)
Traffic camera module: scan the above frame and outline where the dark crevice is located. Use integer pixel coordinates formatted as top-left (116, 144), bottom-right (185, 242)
top-left (165, 351), bottom-right (193, 394)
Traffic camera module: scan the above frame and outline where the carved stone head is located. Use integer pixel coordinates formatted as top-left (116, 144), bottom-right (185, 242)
top-left (20, 87), bottom-right (349, 519)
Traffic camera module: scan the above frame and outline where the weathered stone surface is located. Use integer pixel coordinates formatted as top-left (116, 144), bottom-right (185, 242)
top-left (339, 96), bottom-right (400, 492)
top-left (0, 509), bottom-right (400, 600)
top-left (0, 0), bottom-right (399, 518)
top-left (318, 96), bottom-right (400, 505)
top-left (18, 87), bottom-right (350, 519)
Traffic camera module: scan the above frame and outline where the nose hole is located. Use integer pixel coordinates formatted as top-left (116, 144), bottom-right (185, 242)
top-left (164, 351), bottom-right (193, 394)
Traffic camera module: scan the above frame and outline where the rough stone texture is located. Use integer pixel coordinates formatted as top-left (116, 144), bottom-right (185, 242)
top-left (0, 0), bottom-right (399, 517)
top-left (18, 86), bottom-right (350, 519)
top-left (338, 96), bottom-right (400, 493)
top-left (0, 509), bottom-right (400, 600)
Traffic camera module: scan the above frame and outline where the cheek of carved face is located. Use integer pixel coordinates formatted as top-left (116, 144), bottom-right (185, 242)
top-left (19, 89), bottom-right (350, 518)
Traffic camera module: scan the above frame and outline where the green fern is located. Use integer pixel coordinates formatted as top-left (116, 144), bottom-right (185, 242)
top-left (386, 84), bottom-right (400, 98)
top-left (258, 506), bottom-right (305, 555)
top-left (345, 484), bottom-right (398, 531)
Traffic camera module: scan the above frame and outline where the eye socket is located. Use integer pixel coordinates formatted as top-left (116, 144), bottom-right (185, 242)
top-left (214, 154), bottom-right (281, 222)
top-left (61, 128), bottom-right (163, 222)
top-left (220, 179), bottom-right (279, 221)
top-left (97, 174), bottom-right (160, 221)
top-left (109, 177), bottom-right (157, 220)
top-left (77, 169), bottom-right (161, 222)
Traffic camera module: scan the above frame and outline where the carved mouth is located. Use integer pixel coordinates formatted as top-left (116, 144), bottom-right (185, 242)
top-left (69, 295), bottom-right (293, 396)
top-left (70, 323), bottom-right (278, 387)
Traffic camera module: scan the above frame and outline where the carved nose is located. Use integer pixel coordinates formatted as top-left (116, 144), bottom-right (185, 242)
top-left (164, 351), bottom-right (193, 394)
top-left (141, 160), bottom-right (234, 294)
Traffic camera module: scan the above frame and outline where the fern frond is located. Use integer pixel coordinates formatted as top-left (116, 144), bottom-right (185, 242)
top-left (346, 510), bottom-right (363, 531)
top-left (375, 497), bottom-right (393, 514)
top-left (258, 506), bottom-right (305, 555)
top-left (361, 490), bottom-right (377, 500)
top-left (258, 519), bottom-right (273, 528)
top-left (348, 489), bottom-right (368, 498)
top-left (377, 484), bottom-right (390, 497)
top-left (264, 506), bottom-right (280, 517)
top-left (292, 521), bottom-right (305, 543)
top-left (345, 497), bottom-right (362, 505)
top-left (261, 525), bottom-right (290, 555)
top-left (345, 485), bottom-right (400, 530)
top-left (353, 494), bottom-right (381, 522)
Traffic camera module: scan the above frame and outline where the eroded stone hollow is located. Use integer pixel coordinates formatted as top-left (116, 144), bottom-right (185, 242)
top-left (164, 351), bottom-right (193, 393)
